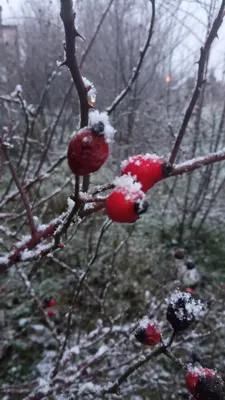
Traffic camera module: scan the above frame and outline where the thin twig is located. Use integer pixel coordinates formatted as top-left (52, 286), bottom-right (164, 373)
top-left (0, 141), bottom-right (37, 236)
top-left (106, 0), bottom-right (155, 115)
top-left (169, 1), bottom-right (225, 165)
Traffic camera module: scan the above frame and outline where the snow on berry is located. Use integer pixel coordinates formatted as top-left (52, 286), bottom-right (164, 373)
top-left (166, 290), bottom-right (204, 332)
top-left (185, 288), bottom-right (195, 295)
top-left (89, 110), bottom-right (115, 143)
top-left (186, 366), bottom-right (223, 399)
top-left (105, 175), bottom-right (148, 223)
top-left (47, 309), bottom-right (56, 317)
top-left (134, 316), bottom-right (162, 346)
top-left (67, 126), bottom-right (109, 176)
top-left (186, 366), bottom-right (215, 394)
top-left (121, 153), bottom-right (171, 192)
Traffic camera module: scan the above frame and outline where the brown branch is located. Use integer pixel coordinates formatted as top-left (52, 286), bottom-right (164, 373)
top-left (0, 201), bottom-right (106, 273)
top-left (0, 153), bottom-right (67, 209)
top-left (106, 0), bottom-right (155, 115)
top-left (60, 0), bottom-right (90, 193)
top-left (60, 0), bottom-right (89, 128)
top-left (171, 147), bottom-right (225, 176)
top-left (169, 1), bottom-right (225, 165)
top-left (1, 141), bottom-right (37, 237)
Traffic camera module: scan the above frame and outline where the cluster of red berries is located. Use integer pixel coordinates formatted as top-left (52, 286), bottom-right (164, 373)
top-left (42, 296), bottom-right (57, 317)
top-left (134, 311), bottom-right (223, 398)
top-left (106, 154), bottom-right (172, 223)
top-left (67, 119), bottom-right (171, 223)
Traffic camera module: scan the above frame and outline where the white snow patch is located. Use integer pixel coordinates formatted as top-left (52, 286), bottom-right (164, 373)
top-left (166, 290), bottom-right (204, 321)
top-left (113, 175), bottom-right (142, 192)
top-left (89, 110), bottom-right (115, 143)
top-left (121, 153), bottom-right (162, 169)
top-left (78, 382), bottom-right (102, 395)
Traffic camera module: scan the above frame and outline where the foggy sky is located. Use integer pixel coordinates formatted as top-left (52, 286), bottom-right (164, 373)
top-left (1, 0), bottom-right (225, 80)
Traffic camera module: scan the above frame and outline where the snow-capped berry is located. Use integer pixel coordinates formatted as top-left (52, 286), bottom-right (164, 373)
top-left (166, 290), bottom-right (204, 332)
top-left (68, 123), bottom-right (109, 176)
top-left (43, 297), bottom-right (56, 308)
top-left (174, 249), bottom-right (185, 260)
top-left (195, 373), bottom-right (224, 400)
top-left (105, 175), bottom-right (148, 223)
top-left (134, 316), bottom-right (161, 346)
top-left (186, 259), bottom-right (195, 270)
top-left (47, 309), bottom-right (56, 317)
top-left (68, 111), bottom-right (115, 176)
top-left (121, 154), bottom-right (172, 192)
top-left (186, 368), bottom-right (214, 394)
top-left (185, 288), bottom-right (195, 296)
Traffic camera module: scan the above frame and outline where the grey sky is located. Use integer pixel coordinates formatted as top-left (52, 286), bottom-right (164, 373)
top-left (1, 0), bottom-right (225, 80)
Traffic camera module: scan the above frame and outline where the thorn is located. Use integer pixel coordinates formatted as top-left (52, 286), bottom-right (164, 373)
top-left (88, 103), bottom-right (95, 109)
top-left (75, 29), bottom-right (85, 41)
top-left (57, 60), bottom-right (67, 68)
top-left (216, 34), bottom-right (219, 39)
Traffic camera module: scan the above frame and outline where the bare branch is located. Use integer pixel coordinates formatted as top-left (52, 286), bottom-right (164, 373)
top-left (106, 0), bottom-right (155, 115)
top-left (169, 1), bottom-right (225, 165)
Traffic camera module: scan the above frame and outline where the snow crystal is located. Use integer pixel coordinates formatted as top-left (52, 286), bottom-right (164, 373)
top-left (113, 175), bottom-right (142, 192)
top-left (10, 84), bottom-right (23, 97)
top-left (82, 76), bottom-right (97, 105)
top-left (186, 364), bottom-right (215, 377)
top-left (89, 110), bottom-right (115, 143)
top-left (19, 318), bottom-right (30, 327)
top-left (37, 377), bottom-right (50, 395)
top-left (139, 315), bottom-right (150, 329)
top-left (67, 197), bottom-right (75, 213)
top-left (0, 256), bottom-right (8, 265)
top-left (166, 290), bottom-right (204, 321)
top-left (121, 153), bottom-right (161, 169)
top-left (15, 235), bottom-right (31, 248)
top-left (78, 382), bottom-right (102, 395)
top-left (96, 344), bottom-right (108, 357)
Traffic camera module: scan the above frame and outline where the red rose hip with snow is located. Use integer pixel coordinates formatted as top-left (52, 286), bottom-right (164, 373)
top-left (186, 368), bottom-right (214, 394)
top-left (134, 316), bottom-right (161, 346)
top-left (68, 122), bottom-right (109, 176)
top-left (68, 111), bottom-right (115, 176)
top-left (105, 176), bottom-right (148, 223)
top-left (121, 154), bottom-right (172, 192)
top-left (186, 368), bottom-right (224, 399)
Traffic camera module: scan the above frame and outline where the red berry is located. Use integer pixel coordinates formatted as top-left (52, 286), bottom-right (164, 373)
top-left (48, 299), bottom-right (56, 307)
top-left (186, 368), bottom-right (215, 394)
top-left (105, 176), bottom-right (148, 223)
top-left (174, 249), bottom-right (185, 260)
top-left (185, 288), bottom-right (195, 295)
top-left (58, 243), bottom-right (65, 248)
top-left (121, 154), bottom-right (171, 192)
top-left (47, 309), bottom-right (56, 317)
top-left (1, 285), bottom-right (6, 292)
top-left (68, 122), bottom-right (109, 176)
top-left (134, 317), bottom-right (161, 346)
top-left (43, 296), bottom-right (56, 308)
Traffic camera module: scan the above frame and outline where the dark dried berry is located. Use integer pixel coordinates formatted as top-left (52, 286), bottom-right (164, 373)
top-left (186, 259), bottom-right (195, 270)
top-left (174, 249), bottom-right (185, 260)
top-left (134, 317), bottom-right (161, 346)
top-left (166, 291), bottom-right (203, 332)
top-left (195, 374), bottom-right (224, 400)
